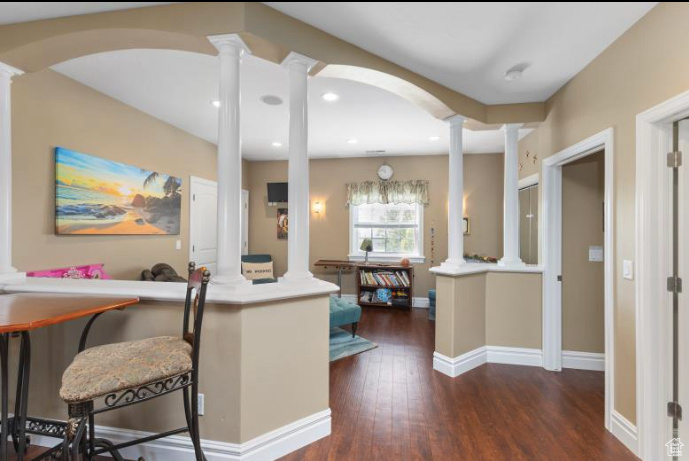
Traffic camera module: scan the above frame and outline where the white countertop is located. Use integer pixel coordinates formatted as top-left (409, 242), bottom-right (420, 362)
top-left (0, 275), bottom-right (339, 305)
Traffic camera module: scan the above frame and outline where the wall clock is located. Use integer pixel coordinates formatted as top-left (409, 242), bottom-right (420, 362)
top-left (377, 163), bottom-right (394, 181)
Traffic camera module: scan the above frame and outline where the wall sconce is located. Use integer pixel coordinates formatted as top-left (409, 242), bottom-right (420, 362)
top-left (313, 201), bottom-right (323, 214)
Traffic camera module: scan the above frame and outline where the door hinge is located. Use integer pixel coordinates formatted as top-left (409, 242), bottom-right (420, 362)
top-left (557, 275), bottom-right (562, 282)
top-left (668, 151), bottom-right (683, 168)
top-left (668, 401), bottom-right (683, 420)
top-left (668, 276), bottom-right (683, 293)
top-left (193, 194), bottom-right (196, 201)
top-left (192, 245), bottom-right (195, 253)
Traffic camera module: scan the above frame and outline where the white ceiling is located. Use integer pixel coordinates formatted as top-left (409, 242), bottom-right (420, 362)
top-left (264, 2), bottom-right (658, 104)
top-left (0, 3), bottom-right (178, 25)
top-left (53, 49), bottom-right (530, 160)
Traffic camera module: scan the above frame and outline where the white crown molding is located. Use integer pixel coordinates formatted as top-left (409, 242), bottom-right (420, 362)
top-left (31, 409), bottom-right (331, 461)
top-left (207, 34), bottom-right (252, 56)
top-left (0, 62), bottom-right (24, 77)
top-left (281, 51), bottom-right (319, 73)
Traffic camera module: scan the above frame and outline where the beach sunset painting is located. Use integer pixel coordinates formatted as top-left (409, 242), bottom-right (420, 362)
top-left (55, 147), bottom-right (182, 235)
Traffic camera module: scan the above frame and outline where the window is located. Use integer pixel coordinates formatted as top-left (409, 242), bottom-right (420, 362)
top-left (349, 203), bottom-right (424, 263)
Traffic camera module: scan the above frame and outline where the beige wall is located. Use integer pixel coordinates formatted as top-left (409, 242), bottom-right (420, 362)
top-left (435, 273), bottom-right (486, 358)
top-left (10, 69), bottom-right (253, 280)
top-left (562, 152), bottom-right (605, 353)
top-left (246, 154), bottom-right (503, 296)
top-left (515, 2), bottom-right (689, 423)
top-left (485, 272), bottom-right (542, 349)
top-left (15, 295), bottom-right (329, 444)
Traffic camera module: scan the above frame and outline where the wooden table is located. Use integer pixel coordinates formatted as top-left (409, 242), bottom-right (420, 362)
top-left (0, 293), bottom-right (139, 461)
top-left (314, 260), bottom-right (357, 298)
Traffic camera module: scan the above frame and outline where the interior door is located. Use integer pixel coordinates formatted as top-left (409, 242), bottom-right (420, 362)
top-left (189, 177), bottom-right (218, 274)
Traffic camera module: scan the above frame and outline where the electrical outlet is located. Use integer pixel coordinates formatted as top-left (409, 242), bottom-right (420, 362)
top-left (198, 393), bottom-right (205, 416)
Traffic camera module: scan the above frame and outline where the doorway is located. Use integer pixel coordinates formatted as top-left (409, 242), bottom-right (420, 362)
top-left (189, 176), bottom-right (249, 275)
top-left (542, 128), bottom-right (614, 431)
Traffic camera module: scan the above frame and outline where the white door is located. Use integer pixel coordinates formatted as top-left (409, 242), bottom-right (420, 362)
top-left (189, 177), bottom-right (218, 274)
top-left (189, 177), bottom-right (249, 275)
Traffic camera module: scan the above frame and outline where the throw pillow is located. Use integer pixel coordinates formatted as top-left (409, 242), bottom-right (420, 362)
top-left (242, 261), bottom-right (274, 280)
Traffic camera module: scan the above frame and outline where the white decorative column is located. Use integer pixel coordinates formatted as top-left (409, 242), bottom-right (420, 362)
top-left (208, 35), bottom-right (251, 286)
top-left (281, 52), bottom-right (318, 283)
top-left (441, 115), bottom-right (467, 270)
top-left (499, 123), bottom-right (525, 267)
top-left (0, 62), bottom-right (23, 281)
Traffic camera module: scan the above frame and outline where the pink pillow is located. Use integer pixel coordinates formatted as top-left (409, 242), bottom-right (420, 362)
top-left (27, 264), bottom-right (112, 280)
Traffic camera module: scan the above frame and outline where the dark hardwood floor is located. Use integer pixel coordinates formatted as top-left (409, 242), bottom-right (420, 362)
top-left (281, 307), bottom-right (638, 461)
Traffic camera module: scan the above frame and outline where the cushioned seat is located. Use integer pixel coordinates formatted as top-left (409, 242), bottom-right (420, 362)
top-left (428, 289), bottom-right (436, 321)
top-left (241, 254), bottom-right (277, 284)
top-left (330, 296), bottom-right (362, 337)
top-left (60, 336), bottom-right (192, 404)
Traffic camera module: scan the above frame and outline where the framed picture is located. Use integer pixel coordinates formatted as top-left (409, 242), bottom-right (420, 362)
top-left (55, 147), bottom-right (182, 235)
top-left (463, 217), bottom-right (470, 235)
top-left (277, 208), bottom-right (288, 240)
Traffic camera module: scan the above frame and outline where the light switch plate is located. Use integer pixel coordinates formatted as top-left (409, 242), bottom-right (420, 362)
top-left (623, 260), bottom-right (634, 280)
top-left (176, 240), bottom-right (182, 250)
top-left (589, 246), bottom-right (604, 262)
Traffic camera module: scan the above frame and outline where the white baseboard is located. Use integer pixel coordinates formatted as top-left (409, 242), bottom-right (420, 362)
top-left (562, 350), bottom-right (605, 371)
top-left (32, 409), bottom-right (331, 461)
top-left (610, 410), bottom-right (638, 456)
top-left (434, 346), bottom-right (544, 378)
top-left (486, 346), bottom-right (543, 367)
top-left (433, 348), bottom-right (487, 378)
top-left (340, 294), bottom-right (429, 309)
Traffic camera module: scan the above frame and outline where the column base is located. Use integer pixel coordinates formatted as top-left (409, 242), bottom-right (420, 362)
top-left (281, 271), bottom-right (314, 285)
top-left (211, 273), bottom-right (252, 288)
top-left (0, 268), bottom-right (26, 284)
top-left (497, 258), bottom-right (526, 268)
top-left (439, 258), bottom-right (467, 271)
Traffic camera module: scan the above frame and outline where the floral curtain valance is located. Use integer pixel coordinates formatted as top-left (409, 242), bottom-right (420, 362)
top-left (345, 180), bottom-right (429, 206)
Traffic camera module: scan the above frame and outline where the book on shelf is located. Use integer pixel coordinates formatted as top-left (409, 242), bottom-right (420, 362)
top-left (359, 269), bottom-right (411, 288)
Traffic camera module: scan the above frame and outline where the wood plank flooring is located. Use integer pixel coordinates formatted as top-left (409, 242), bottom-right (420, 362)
top-left (281, 307), bottom-right (638, 461)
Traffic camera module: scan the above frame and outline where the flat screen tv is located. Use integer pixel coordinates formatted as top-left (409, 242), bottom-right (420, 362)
top-left (267, 182), bottom-right (288, 204)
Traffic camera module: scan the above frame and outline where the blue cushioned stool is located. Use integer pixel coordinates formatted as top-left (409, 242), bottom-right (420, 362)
top-left (428, 289), bottom-right (436, 321)
top-left (330, 296), bottom-right (362, 337)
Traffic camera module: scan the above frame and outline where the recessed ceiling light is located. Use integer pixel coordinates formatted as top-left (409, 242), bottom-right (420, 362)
top-left (272, 142), bottom-right (282, 147)
top-left (260, 95), bottom-right (283, 106)
top-left (211, 100), bottom-right (220, 108)
top-left (429, 136), bottom-right (440, 141)
top-left (322, 92), bottom-right (340, 102)
top-left (346, 139), bottom-right (358, 144)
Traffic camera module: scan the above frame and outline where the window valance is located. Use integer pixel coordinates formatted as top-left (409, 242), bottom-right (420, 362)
top-left (345, 180), bottom-right (429, 206)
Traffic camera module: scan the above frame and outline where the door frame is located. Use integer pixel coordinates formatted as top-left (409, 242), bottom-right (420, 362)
top-left (542, 128), bottom-right (615, 431)
top-left (636, 89), bottom-right (689, 460)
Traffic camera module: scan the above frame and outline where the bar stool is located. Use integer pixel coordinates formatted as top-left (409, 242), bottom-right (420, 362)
top-left (57, 262), bottom-right (210, 460)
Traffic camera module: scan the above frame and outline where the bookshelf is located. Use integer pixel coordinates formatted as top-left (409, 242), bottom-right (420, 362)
top-left (356, 264), bottom-right (414, 310)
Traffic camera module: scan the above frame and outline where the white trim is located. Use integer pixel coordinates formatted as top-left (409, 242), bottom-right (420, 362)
top-left (0, 62), bottom-right (24, 77)
top-left (430, 262), bottom-right (542, 276)
top-left (433, 346), bottom-right (543, 378)
top-left (635, 88), bottom-right (689, 460)
top-left (562, 350), bottom-right (605, 371)
top-left (486, 346), bottom-right (543, 367)
top-left (32, 409), bottom-right (331, 461)
top-left (433, 348), bottom-right (486, 378)
top-left (611, 410), bottom-right (639, 456)
top-left (518, 173), bottom-right (539, 190)
top-left (541, 127), bottom-right (614, 432)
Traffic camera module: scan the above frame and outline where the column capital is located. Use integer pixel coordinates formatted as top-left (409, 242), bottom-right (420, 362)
top-left (281, 52), bottom-right (319, 73)
top-left (0, 62), bottom-right (24, 79)
top-left (207, 34), bottom-right (251, 57)
top-left (501, 123), bottom-right (523, 133)
top-left (444, 114), bottom-right (467, 126)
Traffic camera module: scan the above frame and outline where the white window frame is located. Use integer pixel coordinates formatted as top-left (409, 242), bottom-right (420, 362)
top-left (348, 203), bottom-right (425, 264)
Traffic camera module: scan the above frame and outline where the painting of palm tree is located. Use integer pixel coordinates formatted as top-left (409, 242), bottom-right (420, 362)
top-left (56, 147), bottom-right (182, 235)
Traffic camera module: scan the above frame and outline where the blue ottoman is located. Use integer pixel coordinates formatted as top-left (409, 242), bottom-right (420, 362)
top-left (330, 296), bottom-right (362, 337)
top-left (428, 289), bottom-right (436, 321)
